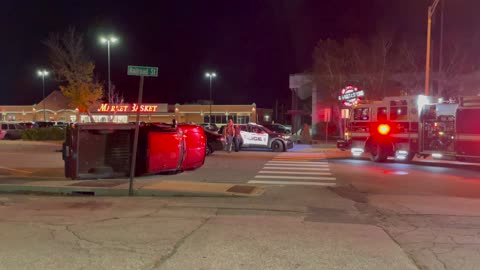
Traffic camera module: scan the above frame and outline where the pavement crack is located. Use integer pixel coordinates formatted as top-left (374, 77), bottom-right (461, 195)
top-left (149, 209), bottom-right (217, 270)
top-left (431, 247), bottom-right (448, 270)
top-left (65, 225), bottom-right (102, 247)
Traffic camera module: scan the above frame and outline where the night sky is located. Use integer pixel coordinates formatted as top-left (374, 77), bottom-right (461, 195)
top-left (2, 0), bottom-right (478, 108)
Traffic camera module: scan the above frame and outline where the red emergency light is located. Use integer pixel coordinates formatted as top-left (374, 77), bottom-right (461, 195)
top-left (377, 124), bottom-right (391, 135)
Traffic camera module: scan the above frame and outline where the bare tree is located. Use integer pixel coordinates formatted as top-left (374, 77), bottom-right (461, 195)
top-left (44, 28), bottom-right (103, 121)
top-left (108, 84), bottom-right (125, 121)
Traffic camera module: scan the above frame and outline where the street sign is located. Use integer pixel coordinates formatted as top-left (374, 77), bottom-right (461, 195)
top-left (127, 65), bottom-right (158, 77)
top-left (127, 65), bottom-right (158, 196)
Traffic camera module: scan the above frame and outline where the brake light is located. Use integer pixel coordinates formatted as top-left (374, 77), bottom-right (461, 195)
top-left (377, 124), bottom-right (390, 135)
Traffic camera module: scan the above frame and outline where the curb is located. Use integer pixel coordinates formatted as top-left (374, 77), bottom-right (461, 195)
top-left (0, 183), bottom-right (264, 198)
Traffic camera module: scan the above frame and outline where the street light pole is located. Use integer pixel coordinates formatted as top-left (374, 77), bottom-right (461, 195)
top-left (100, 36), bottom-right (118, 103)
top-left (37, 70), bottom-right (49, 121)
top-left (425, 0), bottom-right (441, 96)
top-left (205, 72), bottom-right (217, 125)
top-left (107, 40), bottom-right (111, 103)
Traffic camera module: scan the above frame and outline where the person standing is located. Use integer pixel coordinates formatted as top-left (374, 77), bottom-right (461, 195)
top-left (300, 123), bottom-right (311, 144)
top-left (223, 119), bottom-right (235, 153)
top-left (234, 124), bottom-right (242, 152)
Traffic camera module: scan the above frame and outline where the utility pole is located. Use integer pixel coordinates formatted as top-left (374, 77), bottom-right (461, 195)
top-left (438, 0), bottom-right (445, 97)
top-left (425, 0), bottom-right (441, 96)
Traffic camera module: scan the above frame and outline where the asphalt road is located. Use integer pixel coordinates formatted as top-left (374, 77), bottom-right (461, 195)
top-left (1, 141), bottom-right (480, 269)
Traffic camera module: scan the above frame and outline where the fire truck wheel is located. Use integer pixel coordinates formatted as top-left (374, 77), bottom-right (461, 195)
top-left (397, 152), bottom-right (415, 163)
top-left (271, 140), bottom-right (285, 152)
top-left (369, 142), bottom-right (388, 162)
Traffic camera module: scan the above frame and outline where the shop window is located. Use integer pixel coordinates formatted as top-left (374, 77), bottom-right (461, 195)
top-left (237, 116), bottom-right (250, 124)
top-left (7, 114), bottom-right (16, 121)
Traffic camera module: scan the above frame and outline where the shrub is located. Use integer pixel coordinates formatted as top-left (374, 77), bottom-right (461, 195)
top-left (21, 127), bottom-right (65, 141)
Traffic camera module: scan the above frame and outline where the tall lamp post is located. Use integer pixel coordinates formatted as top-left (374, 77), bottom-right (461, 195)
top-left (100, 36), bottom-right (118, 103)
top-left (205, 72), bottom-right (217, 124)
top-left (37, 69), bottom-right (49, 121)
top-left (425, 0), bottom-right (441, 96)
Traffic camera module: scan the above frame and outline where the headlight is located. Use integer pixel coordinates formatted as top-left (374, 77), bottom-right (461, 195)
top-left (282, 135), bottom-right (291, 140)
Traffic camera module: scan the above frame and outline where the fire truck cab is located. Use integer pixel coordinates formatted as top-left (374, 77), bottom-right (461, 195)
top-left (337, 95), bottom-right (480, 163)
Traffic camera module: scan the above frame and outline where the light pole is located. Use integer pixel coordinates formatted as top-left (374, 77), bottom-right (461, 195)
top-left (37, 69), bottom-right (49, 121)
top-left (425, 0), bottom-right (441, 96)
top-left (100, 36), bottom-right (118, 103)
top-left (205, 72), bottom-right (217, 124)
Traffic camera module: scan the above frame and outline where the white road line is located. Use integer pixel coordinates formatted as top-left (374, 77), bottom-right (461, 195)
top-left (254, 175), bottom-right (336, 180)
top-left (248, 180), bottom-right (336, 186)
top-left (0, 166), bottom-right (32, 174)
top-left (259, 170), bottom-right (332, 175)
top-left (263, 167), bottom-right (330, 171)
top-left (268, 161), bottom-right (328, 164)
top-left (275, 154), bottom-right (326, 156)
top-left (266, 163), bottom-right (329, 167)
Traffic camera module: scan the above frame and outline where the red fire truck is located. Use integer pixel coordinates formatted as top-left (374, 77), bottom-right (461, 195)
top-left (337, 95), bottom-right (480, 163)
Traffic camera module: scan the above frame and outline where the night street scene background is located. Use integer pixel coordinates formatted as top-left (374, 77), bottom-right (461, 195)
top-left (2, 0), bottom-right (480, 108)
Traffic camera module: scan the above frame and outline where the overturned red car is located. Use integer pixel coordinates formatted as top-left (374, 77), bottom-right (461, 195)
top-left (63, 122), bottom-right (206, 179)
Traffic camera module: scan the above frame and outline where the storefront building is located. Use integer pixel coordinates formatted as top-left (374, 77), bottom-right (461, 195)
top-left (1, 91), bottom-right (272, 125)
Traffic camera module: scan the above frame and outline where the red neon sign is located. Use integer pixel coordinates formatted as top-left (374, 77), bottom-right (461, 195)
top-left (97, 103), bottom-right (159, 113)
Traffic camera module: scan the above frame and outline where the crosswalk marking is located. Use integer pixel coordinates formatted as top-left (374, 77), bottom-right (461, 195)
top-left (265, 163), bottom-right (329, 167)
top-left (248, 152), bottom-right (337, 187)
top-left (248, 180), bottom-right (335, 186)
top-left (263, 167), bottom-right (330, 171)
top-left (255, 175), bottom-right (336, 180)
top-left (268, 161), bottom-right (328, 164)
top-left (259, 170), bottom-right (332, 175)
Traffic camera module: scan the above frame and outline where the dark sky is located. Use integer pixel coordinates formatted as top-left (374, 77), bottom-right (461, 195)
top-left (1, 0), bottom-right (478, 108)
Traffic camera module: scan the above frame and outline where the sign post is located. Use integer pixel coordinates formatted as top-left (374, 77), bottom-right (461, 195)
top-left (127, 65), bottom-right (158, 196)
top-left (324, 108), bottom-right (331, 144)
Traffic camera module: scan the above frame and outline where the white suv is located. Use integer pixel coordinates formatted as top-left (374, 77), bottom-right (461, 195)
top-left (0, 123), bottom-right (24, 140)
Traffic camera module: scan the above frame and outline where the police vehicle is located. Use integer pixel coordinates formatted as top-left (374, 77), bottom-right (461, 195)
top-left (219, 122), bottom-right (294, 152)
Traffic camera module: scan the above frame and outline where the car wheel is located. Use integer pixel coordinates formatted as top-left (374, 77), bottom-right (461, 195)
top-left (271, 140), bottom-right (284, 152)
top-left (206, 145), bottom-right (213, 156)
top-left (369, 141), bottom-right (388, 162)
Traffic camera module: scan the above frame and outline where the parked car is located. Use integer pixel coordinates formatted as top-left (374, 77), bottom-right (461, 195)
top-left (204, 129), bottom-right (225, 155)
top-left (218, 122), bottom-right (293, 152)
top-left (199, 123), bottom-right (219, 132)
top-left (34, 121), bottom-right (55, 128)
top-left (0, 123), bottom-right (24, 140)
top-left (291, 126), bottom-right (313, 144)
top-left (18, 122), bottom-right (35, 129)
top-left (261, 123), bottom-right (292, 134)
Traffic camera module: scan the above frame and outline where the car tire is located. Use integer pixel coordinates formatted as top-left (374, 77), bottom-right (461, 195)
top-left (369, 141), bottom-right (388, 162)
top-left (271, 140), bottom-right (284, 152)
top-left (206, 145), bottom-right (213, 156)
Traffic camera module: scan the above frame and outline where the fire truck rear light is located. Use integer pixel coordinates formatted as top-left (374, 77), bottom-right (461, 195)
top-left (351, 148), bottom-right (364, 157)
top-left (432, 153), bottom-right (443, 159)
top-left (377, 124), bottom-right (390, 135)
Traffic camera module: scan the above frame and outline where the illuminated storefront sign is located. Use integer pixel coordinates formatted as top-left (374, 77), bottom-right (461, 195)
top-left (338, 86), bottom-right (365, 106)
top-left (97, 103), bottom-right (161, 113)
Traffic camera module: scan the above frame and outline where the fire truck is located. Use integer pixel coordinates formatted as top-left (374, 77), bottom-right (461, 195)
top-left (336, 95), bottom-right (480, 163)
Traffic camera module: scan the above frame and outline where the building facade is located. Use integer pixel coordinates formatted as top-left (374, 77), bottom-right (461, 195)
top-left (0, 91), bottom-right (272, 125)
